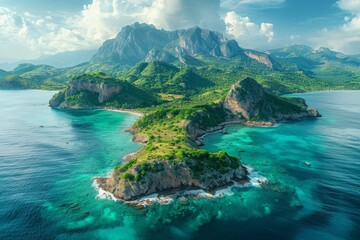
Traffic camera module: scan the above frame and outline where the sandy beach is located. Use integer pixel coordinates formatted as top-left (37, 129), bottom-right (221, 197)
top-left (104, 108), bottom-right (144, 117)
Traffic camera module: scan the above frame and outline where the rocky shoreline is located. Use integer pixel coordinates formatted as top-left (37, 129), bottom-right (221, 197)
top-left (92, 164), bottom-right (268, 208)
top-left (48, 77), bottom-right (321, 202)
top-left (189, 120), bottom-right (277, 146)
top-left (93, 78), bottom-right (320, 202)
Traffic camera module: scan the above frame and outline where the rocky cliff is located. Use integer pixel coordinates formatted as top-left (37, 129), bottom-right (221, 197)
top-left (49, 73), bottom-right (157, 109)
top-left (90, 23), bottom-right (245, 66)
top-left (223, 77), bottom-right (320, 122)
top-left (99, 159), bottom-right (247, 201)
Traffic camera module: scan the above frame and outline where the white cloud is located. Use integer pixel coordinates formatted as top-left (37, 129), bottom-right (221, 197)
top-left (309, 0), bottom-right (360, 54)
top-left (224, 11), bottom-right (275, 48)
top-left (141, 0), bottom-right (223, 31)
top-left (337, 0), bottom-right (360, 13)
top-left (221, 0), bottom-right (285, 10)
top-left (0, 0), bottom-right (224, 59)
top-left (260, 23), bottom-right (274, 43)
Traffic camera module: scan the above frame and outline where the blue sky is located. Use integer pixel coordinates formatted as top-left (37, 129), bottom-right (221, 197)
top-left (0, 0), bottom-right (359, 60)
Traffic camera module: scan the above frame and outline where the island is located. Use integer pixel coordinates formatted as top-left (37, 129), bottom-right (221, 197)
top-left (50, 74), bottom-right (320, 201)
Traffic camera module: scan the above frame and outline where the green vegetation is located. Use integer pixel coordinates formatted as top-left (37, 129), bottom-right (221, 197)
top-left (112, 103), bottom-right (241, 181)
top-left (124, 62), bottom-right (213, 96)
top-left (63, 91), bottom-right (100, 107)
top-left (50, 72), bottom-right (159, 109)
top-left (1, 40), bottom-right (359, 185)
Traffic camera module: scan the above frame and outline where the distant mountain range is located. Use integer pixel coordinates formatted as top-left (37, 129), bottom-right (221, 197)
top-left (0, 49), bottom-right (97, 71)
top-left (267, 45), bottom-right (360, 70)
top-left (0, 22), bottom-right (359, 92)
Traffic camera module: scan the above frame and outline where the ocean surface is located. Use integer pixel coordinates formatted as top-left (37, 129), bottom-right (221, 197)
top-left (0, 90), bottom-right (359, 240)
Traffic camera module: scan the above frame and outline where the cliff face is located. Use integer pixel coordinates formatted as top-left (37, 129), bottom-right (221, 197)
top-left (223, 77), bottom-right (320, 122)
top-left (49, 73), bottom-right (158, 109)
top-left (101, 159), bottom-right (247, 201)
top-left (175, 27), bottom-right (244, 58)
top-left (244, 50), bottom-right (274, 68)
top-left (49, 77), bottom-right (122, 109)
top-left (91, 23), bottom-right (245, 66)
top-left (66, 78), bottom-right (122, 103)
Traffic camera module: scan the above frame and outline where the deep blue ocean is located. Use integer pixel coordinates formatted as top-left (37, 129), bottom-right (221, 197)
top-left (0, 90), bottom-right (359, 240)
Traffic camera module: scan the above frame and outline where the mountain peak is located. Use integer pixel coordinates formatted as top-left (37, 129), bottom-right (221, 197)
top-left (119, 22), bottom-right (157, 33)
top-left (224, 77), bottom-right (320, 122)
top-left (90, 23), bottom-right (244, 66)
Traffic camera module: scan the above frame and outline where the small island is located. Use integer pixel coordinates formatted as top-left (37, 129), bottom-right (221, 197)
top-left (50, 74), bottom-right (320, 201)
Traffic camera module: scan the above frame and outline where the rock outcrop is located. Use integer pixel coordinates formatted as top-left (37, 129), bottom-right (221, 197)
top-left (49, 76), bottom-right (122, 109)
top-left (244, 50), bottom-right (279, 69)
top-left (100, 159), bottom-right (247, 201)
top-left (90, 23), bottom-right (245, 66)
top-left (49, 73), bottom-right (157, 109)
top-left (223, 77), bottom-right (321, 122)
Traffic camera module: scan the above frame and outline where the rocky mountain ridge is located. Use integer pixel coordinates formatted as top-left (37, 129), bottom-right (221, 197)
top-left (90, 23), bottom-right (245, 66)
top-left (223, 77), bottom-right (321, 122)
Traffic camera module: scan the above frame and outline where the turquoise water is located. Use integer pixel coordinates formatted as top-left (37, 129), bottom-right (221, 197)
top-left (0, 90), bottom-right (359, 239)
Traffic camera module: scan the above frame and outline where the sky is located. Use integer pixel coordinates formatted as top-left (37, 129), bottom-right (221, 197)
top-left (0, 0), bottom-right (359, 61)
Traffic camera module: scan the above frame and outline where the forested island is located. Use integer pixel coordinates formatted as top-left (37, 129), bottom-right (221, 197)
top-left (3, 23), bottom-right (357, 200)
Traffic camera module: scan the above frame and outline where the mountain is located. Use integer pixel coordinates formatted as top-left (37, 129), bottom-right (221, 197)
top-left (267, 44), bottom-right (360, 69)
top-left (0, 69), bottom-right (7, 78)
top-left (0, 63), bottom-right (66, 90)
top-left (266, 44), bottom-right (360, 89)
top-left (125, 61), bottom-right (213, 95)
top-left (0, 49), bottom-right (97, 71)
top-left (244, 49), bottom-right (280, 69)
top-left (90, 22), bottom-right (245, 66)
top-left (1, 24), bottom-right (359, 93)
top-left (49, 72), bottom-right (158, 109)
top-left (223, 77), bottom-right (320, 122)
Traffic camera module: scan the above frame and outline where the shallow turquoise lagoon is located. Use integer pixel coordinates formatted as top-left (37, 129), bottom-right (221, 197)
top-left (0, 90), bottom-right (359, 239)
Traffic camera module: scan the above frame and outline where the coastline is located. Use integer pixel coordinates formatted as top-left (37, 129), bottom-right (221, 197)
top-left (104, 108), bottom-right (144, 117)
top-left (93, 117), bottom-right (273, 204)
top-left (92, 165), bottom-right (267, 208)
top-left (93, 112), bottom-right (279, 201)
top-left (193, 120), bottom-right (276, 146)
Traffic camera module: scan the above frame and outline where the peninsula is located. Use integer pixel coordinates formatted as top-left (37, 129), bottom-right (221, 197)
top-left (50, 74), bottom-right (320, 200)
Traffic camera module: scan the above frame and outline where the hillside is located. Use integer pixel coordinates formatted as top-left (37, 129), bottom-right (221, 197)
top-left (267, 45), bottom-right (360, 89)
top-left (49, 72), bottom-right (158, 109)
top-left (125, 61), bottom-right (213, 96)
top-left (1, 24), bottom-right (359, 93)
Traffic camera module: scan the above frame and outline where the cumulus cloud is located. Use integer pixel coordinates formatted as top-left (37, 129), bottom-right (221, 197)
top-left (224, 11), bottom-right (274, 48)
top-left (0, 0), bottom-right (225, 59)
top-left (309, 0), bottom-right (360, 54)
top-left (221, 0), bottom-right (285, 9)
top-left (337, 0), bottom-right (360, 12)
top-left (141, 0), bottom-right (223, 31)
top-left (260, 23), bottom-right (274, 42)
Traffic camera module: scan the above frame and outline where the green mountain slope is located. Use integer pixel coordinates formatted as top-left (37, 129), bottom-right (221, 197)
top-left (1, 24), bottom-right (359, 94)
top-left (49, 72), bottom-right (159, 109)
